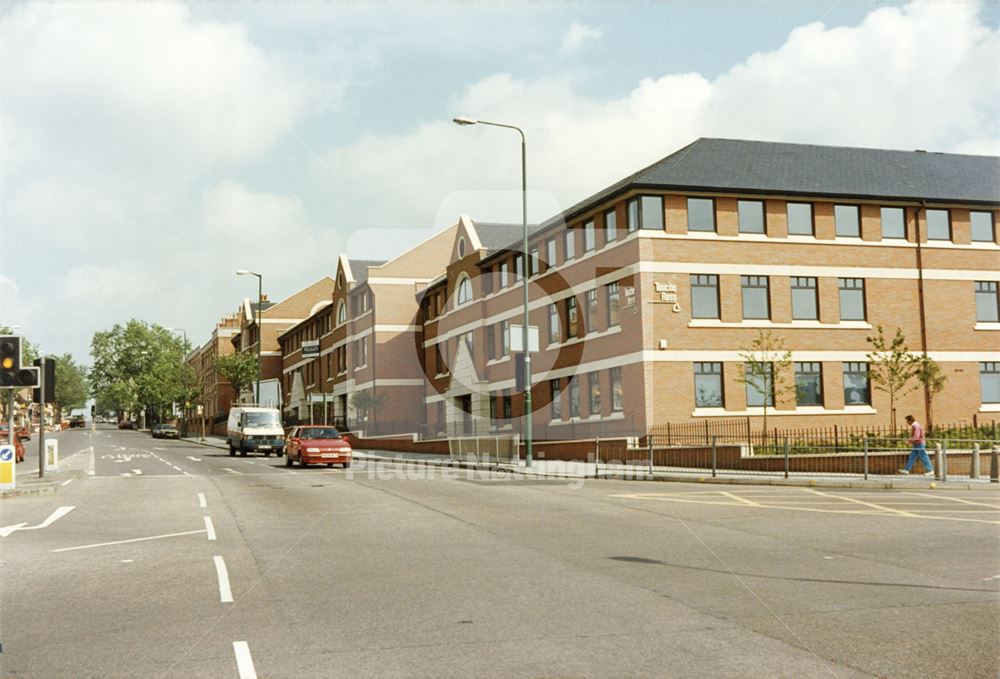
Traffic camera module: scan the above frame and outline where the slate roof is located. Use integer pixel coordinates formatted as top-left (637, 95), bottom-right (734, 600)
top-left (347, 259), bottom-right (387, 286)
top-left (474, 222), bottom-right (543, 254)
top-left (554, 138), bottom-right (1000, 227)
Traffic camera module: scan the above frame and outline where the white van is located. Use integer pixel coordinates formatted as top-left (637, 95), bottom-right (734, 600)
top-left (226, 407), bottom-right (284, 457)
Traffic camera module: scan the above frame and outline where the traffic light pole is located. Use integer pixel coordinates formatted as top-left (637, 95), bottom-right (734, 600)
top-left (7, 389), bottom-right (13, 475)
top-left (38, 358), bottom-right (45, 479)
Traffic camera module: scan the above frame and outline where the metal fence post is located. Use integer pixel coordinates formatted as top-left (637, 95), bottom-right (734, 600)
top-left (863, 436), bottom-right (869, 480)
top-left (941, 440), bottom-right (947, 482)
top-left (991, 445), bottom-right (999, 484)
top-left (595, 436), bottom-right (600, 478)
top-left (783, 437), bottom-right (789, 479)
top-left (648, 436), bottom-right (654, 475)
top-left (934, 442), bottom-right (943, 481)
top-left (971, 443), bottom-right (980, 480)
top-left (711, 435), bottom-right (717, 478)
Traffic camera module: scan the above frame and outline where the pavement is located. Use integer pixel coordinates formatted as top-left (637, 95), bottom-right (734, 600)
top-left (0, 431), bottom-right (91, 499)
top-left (180, 434), bottom-right (1000, 492)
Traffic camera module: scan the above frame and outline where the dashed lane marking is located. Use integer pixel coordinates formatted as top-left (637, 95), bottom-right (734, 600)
top-left (214, 556), bottom-right (234, 603)
top-left (233, 641), bottom-right (257, 679)
top-left (198, 493), bottom-right (207, 508)
top-left (204, 516), bottom-right (217, 541)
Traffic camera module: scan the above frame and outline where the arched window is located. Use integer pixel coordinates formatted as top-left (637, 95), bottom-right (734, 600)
top-left (336, 301), bottom-right (347, 325)
top-left (456, 276), bottom-right (473, 305)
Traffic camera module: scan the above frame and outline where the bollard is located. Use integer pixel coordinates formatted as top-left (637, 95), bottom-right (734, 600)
top-left (863, 436), bottom-right (869, 480)
top-left (934, 442), bottom-right (943, 481)
top-left (991, 445), bottom-right (999, 483)
top-left (971, 443), bottom-right (980, 480)
top-left (783, 437), bottom-right (789, 480)
top-left (941, 440), bottom-right (948, 482)
top-left (711, 435), bottom-right (717, 478)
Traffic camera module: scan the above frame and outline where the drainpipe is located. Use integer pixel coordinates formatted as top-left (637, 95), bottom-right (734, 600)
top-left (914, 201), bottom-right (932, 430)
top-left (371, 287), bottom-right (378, 434)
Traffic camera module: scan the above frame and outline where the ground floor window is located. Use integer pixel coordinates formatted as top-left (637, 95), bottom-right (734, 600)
top-left (588, 372), bottom-right (601, 415)
top-left (550, 379), bottom-right (562, 419)
top-left (694, 362), bottom-right (723, 407)
top-left (842, 362), bottom-right (870, 405)
top-left (982, 362), bottom-right (1000, 404)
top-left (744, 363), bottom-right (774, 407)
top-left (610, 367), bottom-right (623, 412)
top-left (569, 376), bottom-right (581, 417)
top-left (795, 362), bottom-right (823, 406)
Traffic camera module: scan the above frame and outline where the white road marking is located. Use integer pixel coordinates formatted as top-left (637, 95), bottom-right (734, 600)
top-left (719, 491), bottom-right (760, 507)
top-left (983, 574), bottom-right (1000, 581)
top-left (88, 445), bottom-right (95, 475)
top-left (198, 493), bottom-right (207, 508)
top-left (131, 469), bottom-right (143, 476)
top-left (214, 556), bottom-right (234, 603)
top-left (61, 479), bottom-right (73, 487)
top-left (52, 529), bottom-right (207, 553)
top-left (0, 523), bottom-right (27, 538)
top-left (222, 467), bottom-right (242, 475)
top-left (232, 641), bottom-right (258, 679)
top-left (1, 506), bottom-right (77, 537)
top-left (903, 492), bottom-right (1000, 509)
top-left (803, 489), bottom-right (917, 517)
top-left (171, 465), bottom-right (183, 472)
top-left (121, 559), bottom-right (133, 563)
top-left (186, 456), bottom-right (202, 462)
top-left (204, 516), bottom-right (217, 541)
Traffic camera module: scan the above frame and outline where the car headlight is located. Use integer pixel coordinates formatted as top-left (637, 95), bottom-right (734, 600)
top-left (306, 447), bottom-right (320, 453)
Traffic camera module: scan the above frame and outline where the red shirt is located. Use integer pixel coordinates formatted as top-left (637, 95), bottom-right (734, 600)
top-left (909, 420), bottom-right (925, 445)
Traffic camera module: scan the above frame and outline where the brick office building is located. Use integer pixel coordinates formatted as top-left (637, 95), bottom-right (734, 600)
top-left (418, 138), bottom-right (1000, 438)
top-left (184, 313), bottom-right (241, 435)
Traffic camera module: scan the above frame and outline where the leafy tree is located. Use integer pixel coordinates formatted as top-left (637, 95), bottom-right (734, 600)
top-left (214, 352), bottom-right (258, 403)
top-left (865, 325), bottom-right (919, 430)
top-left (738, 330), bottom-right (793, 433)
top-left (350, 389), bottom-right (388, 428)
top-left (916, 356), bottom-right (947, 432)
top-left (90, 320), bottom-right (190, 424)
top-left (52, 353), bottom-right (89, 421)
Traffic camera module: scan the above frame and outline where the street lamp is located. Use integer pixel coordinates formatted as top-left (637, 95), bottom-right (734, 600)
top-left (236, 270), bottom-right (263, 405)
top-left (452, 116), bottom-right (533, 467)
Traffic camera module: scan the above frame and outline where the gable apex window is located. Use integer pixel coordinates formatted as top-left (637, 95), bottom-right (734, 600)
top-left (835, 205), bottom-right (860, 237)
top-left (926, 208), bottom-right (951, 241)
top-left (458, 237), bottom-right (467, 258)
top-left (628, 195), bottom-right (664, 231)
top-left (738, 200), bottom-right (765, 234)
top-left (456, 276), bottom-right (473, 306)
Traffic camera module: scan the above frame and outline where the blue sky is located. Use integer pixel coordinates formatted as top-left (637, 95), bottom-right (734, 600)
top-left (1, 1), bottom-right (998, 361)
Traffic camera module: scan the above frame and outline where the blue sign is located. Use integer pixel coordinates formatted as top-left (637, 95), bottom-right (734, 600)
top-left (0, 446), bottom-right (13, 462)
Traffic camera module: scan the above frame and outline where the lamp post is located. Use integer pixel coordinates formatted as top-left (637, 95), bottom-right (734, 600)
top-left (236, 270), bottom-right (263, 405)
top-left (452, 116), bottom-right (532, 467)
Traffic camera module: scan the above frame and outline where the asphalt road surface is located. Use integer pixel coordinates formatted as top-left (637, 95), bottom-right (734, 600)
top-left (1, 427), bottom-right (998, 678)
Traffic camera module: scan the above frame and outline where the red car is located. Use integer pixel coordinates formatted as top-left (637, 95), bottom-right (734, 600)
top-left (284, 426), bottom-right (352, 468)
top-left (0, 425), bottom-right (26, 463)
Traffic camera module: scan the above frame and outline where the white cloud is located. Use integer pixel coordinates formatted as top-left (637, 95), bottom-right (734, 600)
top-left (560, 21), bottom-right (602, 54)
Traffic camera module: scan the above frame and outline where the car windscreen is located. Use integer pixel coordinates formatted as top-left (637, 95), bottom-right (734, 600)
top-left (242, 412), bottom-right (280, 427)
top-left (299, 428), bottom-right (341, 439)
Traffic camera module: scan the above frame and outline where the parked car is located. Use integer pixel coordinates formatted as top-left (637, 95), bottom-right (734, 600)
top-left (284, 425), bottom-right (352, 468)
top-left (0, 425), bottom-right (26, 463)
top-left (151, 423), bottom-right (179, 439)
top-left (118, 419), bottom-right (135, 430)
top-left (68, 415), bottom-right (86, 428)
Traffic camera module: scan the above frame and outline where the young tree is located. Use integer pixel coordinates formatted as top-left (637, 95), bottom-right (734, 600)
top-left (865, 325), bottom-right (919, 430)
top-left (350, 389), bottom-right (388, 429)
top-left (916, 356), bottom-right (947, 432)
top-left (738, 330), bottom-right (793, 433)
top-left (214, 353), bottom-right (259, 403)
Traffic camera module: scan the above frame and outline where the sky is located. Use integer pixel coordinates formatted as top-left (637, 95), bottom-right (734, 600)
top-left (1, 0), bottom-right (998, 362)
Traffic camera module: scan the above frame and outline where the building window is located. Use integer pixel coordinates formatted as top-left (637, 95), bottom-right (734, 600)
top-left (694, 362), bottom-right (723, 408)
top-left (502, 390), bottom-right (512, 419)
top-left (976, 281), bottom-right (1000, 322)
top-left (786, 202), bottom-right (813, 236)
top-left (500, 261), bottom-right (509, 288)
top-left (588, 373), bottom-right (601, 415)
top-left (926, 209), bottom-right (951, 241)
top-left (548, 304), bottom-right (560, 344)
top-left (690, 274), bottom-right (719, 319)
top-left (738, 200), bottom-right (765, 234)
top-left (606, 282), bottom-right (620, 327)
top-left (795, 362), bottom-right (823, 406)
top-left (745, 363), bottom-right (774, 407)
top-left (489, 391), bottom-right (498, 423)
top-left (565, 230), bottom-right (575, 260)
top-left (514, 255), bottom-right (523, 282)
top-left (741, 275), bottom-right (770, 320)
top-left (842, 362), bottom-right (870, 405)
top-left (501, 320), bottom-right (510, 356)
top-left (628, 195), bottom-right (664, 230)
top-left (610, 367), bottom-right (623, 412)
top-left (357, 337), bottom-right (368, 366)
top-left (981, 363), bottom-right (1000, 404)
top-left (585, 290), bottom-right (598, 333)
top-left (336, 301), bottom-right (346, 325)
top-left (565, 297), bottom-right (578, 339)
top-left (605, 209), bottom-right (617, 243)
top-left (486, 325), bottom-right (496, 361)
top-left (971, 211), bottom-right (995, 243)
top-left (529, 247), bottom-right (540, 277)
top-left (568, 376), bottom-right (580, 417)
top-left (550, 379), bottom-right (562, 419)
top-left (790, 277), bottom-right (818, 320)
top-left (547, 239), bottom-right (557, 269)
top-left (687, 197), bottom-right (716, 232)
top-left (458, 237), bottom-right (466, 258)
top-left (838, 278), bottom-right (866, 321)
top-left (482, 266), bottom-right (493, 295)
top-left (584, 220), bottom-right (596, 251)
top-left (835, 205), bottom-right (860, 237)
top-left (456, 276), bottom-right (472, 305)
top-left (881, 207), bottom-right (906, 239)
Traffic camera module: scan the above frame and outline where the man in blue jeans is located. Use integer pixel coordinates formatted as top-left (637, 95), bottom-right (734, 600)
top-left (899, 414), bottom-right (934, 476)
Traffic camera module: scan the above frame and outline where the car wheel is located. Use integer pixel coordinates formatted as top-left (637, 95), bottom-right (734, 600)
top-left (240, 450), bottom-right (247, 457)
top-left (343, 460), bottom-right (351, 469)
top-left (285, 455), bottom-right (293, 467)
top-left (300, 457), bottom-right (309, 468)
top-left (229, 443), bottom-right (235, 457)
top-left (263, 451), bottom-right (270, 457)
top-left (326, 463), bottom-right (334, 468)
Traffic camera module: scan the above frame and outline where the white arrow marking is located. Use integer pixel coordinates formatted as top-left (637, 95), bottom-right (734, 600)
top-left (186, 456), bottom-right (202, 462)
top-left (0, 506), bottom-right (76, 538)
top-left (132, 469), bottom-right (142, 475)
top-left (221, 467), bottom-right (242, 475)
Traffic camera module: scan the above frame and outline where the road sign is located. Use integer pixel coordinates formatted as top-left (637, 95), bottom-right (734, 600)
top-left (45, 439), bottom-right (59, 472)
top-left (0, 445), bottom-right (14, 491)
top-left (302, 340), bottom-right (320, 358)
top-left (508, 325), bottom-right (539, 353)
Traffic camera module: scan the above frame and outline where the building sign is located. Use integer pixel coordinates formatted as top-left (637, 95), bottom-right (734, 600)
top-left (653, 282), bottom-right (682, 313)
top-left (302, 340), bottom-right (320, 358)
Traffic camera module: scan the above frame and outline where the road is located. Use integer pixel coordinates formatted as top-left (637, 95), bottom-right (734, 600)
top-left (1, 426), bottom-right (998, 678)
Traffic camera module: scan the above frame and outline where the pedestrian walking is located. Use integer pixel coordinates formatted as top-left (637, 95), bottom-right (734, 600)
top-left (898, 414), bottom-right (934, 476)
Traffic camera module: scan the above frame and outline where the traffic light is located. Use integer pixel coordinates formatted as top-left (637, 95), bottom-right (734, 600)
top-left (33, 357), bottom-right (56, 403)
top-left (1, 336), bottom-right (36, 387)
